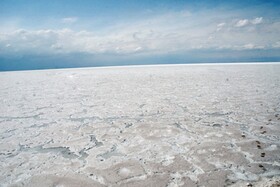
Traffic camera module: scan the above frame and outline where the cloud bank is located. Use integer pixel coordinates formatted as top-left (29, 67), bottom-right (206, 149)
top-left (0, 13), bottom-right (279, 57)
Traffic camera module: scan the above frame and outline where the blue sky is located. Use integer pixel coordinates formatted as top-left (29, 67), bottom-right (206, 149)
top-left (0, 0), bottom-right (280, 70)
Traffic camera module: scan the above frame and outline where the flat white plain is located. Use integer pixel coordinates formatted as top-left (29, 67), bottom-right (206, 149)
top-left (0, 63), bottom-right (280, 186)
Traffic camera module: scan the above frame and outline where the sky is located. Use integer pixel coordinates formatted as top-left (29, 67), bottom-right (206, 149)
top-left (0, 0), bottom-right (280, 71)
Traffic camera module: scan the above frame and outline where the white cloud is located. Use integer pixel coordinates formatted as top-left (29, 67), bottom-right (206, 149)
top-left (61, 17), bottom-right (78, 24)
top-left (134, 46), bottom-right (143, 52)
top-left (216, 23), bottom-right (226, 31)
top-left (272, 41), bottom-right (280, 48)
top-left (241, 43), bottom-right (265, 50)
top-left (251, 17), bottom-right (263, 25)
top-left (234, 17), bottom-right (263, 28)
top-left (217, 23), bottom-right (226, 27)
top-left (235, 19), bottom-right (249, 27)
top-left (243, 43), bottom-right (255, 49)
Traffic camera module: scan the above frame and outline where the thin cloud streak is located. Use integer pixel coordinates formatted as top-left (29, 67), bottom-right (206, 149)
top-left (61, 17), bottom-right (78, 24)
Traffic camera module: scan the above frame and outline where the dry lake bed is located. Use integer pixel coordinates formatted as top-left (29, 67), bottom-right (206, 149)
top-left (0, 63), bottom-right (280, 187)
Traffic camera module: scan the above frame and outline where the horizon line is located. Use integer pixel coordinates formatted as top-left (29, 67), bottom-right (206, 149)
top-left (1, 61), bottom-right (280, 73)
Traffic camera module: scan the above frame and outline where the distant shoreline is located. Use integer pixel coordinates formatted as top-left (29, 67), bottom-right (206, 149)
top-left (0, 61), bottom-right (280, 73)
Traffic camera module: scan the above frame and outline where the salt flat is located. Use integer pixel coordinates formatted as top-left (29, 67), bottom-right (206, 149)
top-left (0, 63), bottom-right (280, 187)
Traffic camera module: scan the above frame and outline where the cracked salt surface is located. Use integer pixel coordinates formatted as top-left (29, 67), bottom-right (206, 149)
top-left (0, 63), bottom-right (280, 186)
